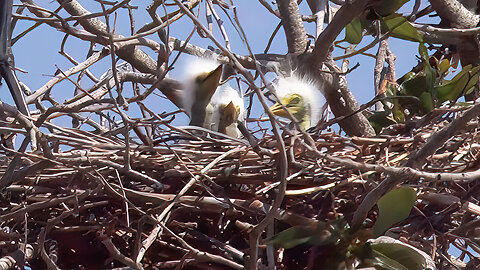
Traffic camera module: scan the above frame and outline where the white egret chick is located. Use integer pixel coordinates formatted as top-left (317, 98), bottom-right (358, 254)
top-left (270, 75), bottom-right (323, 130)
top-left (210, 84), bottom-right (245, 138)
top-left (182, 58), bottom-right (223, 128)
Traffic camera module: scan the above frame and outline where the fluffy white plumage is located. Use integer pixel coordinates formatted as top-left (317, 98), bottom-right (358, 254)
top-left (182, 57), bottom-right (221, 117)
top-left (275, 75), bottom-right (324, 128)
top-left (210, 84), bottom-right (245, 137)
top-left (181, 57), bottom-right (244, 136)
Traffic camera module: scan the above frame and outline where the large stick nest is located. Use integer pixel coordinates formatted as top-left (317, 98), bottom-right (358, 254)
top-left (0, 102), bottom-right (478, 269)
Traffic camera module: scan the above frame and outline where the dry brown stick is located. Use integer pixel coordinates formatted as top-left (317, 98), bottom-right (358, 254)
top-left (310, 0), bottom-right (368, 63)
top-left (173, 3), bottom-right (289, 244)
top-left (0, 244), bottom-right (34, 270)
top-left (19, 7), bottom-right (108, 45)
top-left (37, 228), bottom-right (59, 270)
top-left (0, 101), bottom-right (41, 189)
top-left (45, 201), bottom-right (108, 233)
top-left (407, 103), bottom-right (480, 169)
top-left (412, 22), bottom-right (480, 37)
top-left (42, 121), bottom-right (118, 145)
top-left (105, 164), bottom-right (245, 269)
top-left (324, 151), bottom-right (480, 183)
top-left (0, 191), bottom-right (88, 222)
top-left (135, 147), bottom-right (243, 263)
top-left (135, 0), bottom-right (200, 34)
top-left (20, 0), bottom-right (130, 23)
top-left (108, 185), bottom-right (320, 227)
top-left (97, 0), bottom-right (133, 173)
top-left (258, 0), bottom-right (280, 17)
top-left (26, 49), bottom-right (109, 104)
top-left (56, 0), bottom-right (158, 74)
top-left (66, 72), bottom-right (157, 106)
top-left (149, 214), bottom-right (245, 269)
top-left (60, 158), bottom-right (163, 188)
top-left (114, 169), bottom-right (131, 226)
top-left (298, 0), bottom-right (375, 137)
top-left (306, 0), bottom-right (328, 38)
top-left (350, 103), bottom-right (480, 230)
top-left (429, 0), bottom-right (479, 28)
top-left (58, 51), bottom-right (99, 83)
top-left (97, 231), bottom-right (142, 270)
top-left (374, 40), bottom-right (388, 111)
top-left (35, 99), bottom-right (115, 127)
top-left (215, 7), bottom-right (292, 268)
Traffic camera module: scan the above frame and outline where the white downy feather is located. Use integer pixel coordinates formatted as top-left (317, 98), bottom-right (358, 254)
top-left (275, 75), bottom-right (324, 127)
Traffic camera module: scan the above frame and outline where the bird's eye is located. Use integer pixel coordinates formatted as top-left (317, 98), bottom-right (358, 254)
top-left (290, 96), bottom-right (301, 104)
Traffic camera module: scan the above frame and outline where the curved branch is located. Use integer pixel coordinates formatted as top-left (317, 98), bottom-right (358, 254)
top-left (310, 0), bottom-right (368, 63)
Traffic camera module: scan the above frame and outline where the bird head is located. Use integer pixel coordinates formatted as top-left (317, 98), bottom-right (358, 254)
top-left (218, 101), bottom-right (241, 133)
top-left (210, 84), bottom-right (245, 137)
top-left (183, 58), bottom-right (223, 127)
top-left (269, 76), bottom-right (322, 130)
top-left (270, 93), bottom-right (310, 130)
top-left (191, 65), bottom-right (223, 106)
top-left (183, 58), bottom-right (224, 112)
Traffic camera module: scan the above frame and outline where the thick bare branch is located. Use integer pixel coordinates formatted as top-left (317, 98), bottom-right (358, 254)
top-left (277, 0), bottom-right (308, 55)
top-left (429, 0), bottom-right (480, 28)
top-left (310, 0), bottom-right (369, 63)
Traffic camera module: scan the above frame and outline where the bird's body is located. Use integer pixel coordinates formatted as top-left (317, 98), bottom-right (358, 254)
top-left (270, 75), bottom-right (323, 130)
top-left (182, 57), bottom-right (244, 137)
top-left (210, 84), bottom-right (245, 138)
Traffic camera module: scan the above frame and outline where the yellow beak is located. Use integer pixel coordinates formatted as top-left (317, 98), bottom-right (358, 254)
top-left (197, 65), bottom-right (223, 102)
top-left (189, 65), bottom-right (223, 127)
top-left (270, 100), bottom-right (289, 117)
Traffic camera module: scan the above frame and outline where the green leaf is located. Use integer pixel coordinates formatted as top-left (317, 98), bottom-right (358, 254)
top-left (373, 187), bottom-right (417, 237)
top-left (368, 111), bottom-right (397, 134)
top-left (397, 71), bottom-right (416, 85)
top-left (416, 44), bottom-right (437, 96)
top-left (372, 251), bottom-right (410, 270)
top-left (266, 226), bottom-right (314, 249)
top-left (418, 43), bottom-right (428, 61)
top-left (392, 103), bottom-right (405, 123)
top-left (382, 14), bottom-right (423, 42)
top-left (438, 59), bottom-right (450, 75)
top-left (368, 236), bottom-right (436, 270)
top-left (345, 17), bottom-right (364, 44)
top-left (463, 65), bottom-right (480, 95)
top-left (267, 221), bottom-right (347, 249)
top-left (419, 91), bottom-right (434, 112)
top-left (375, 0), bottom-right (410, 16)
top-left (425, 65), bottom-right (436, 94)
top-left (435, 65), bottom-right (480, 103)
top-left (399, 73), bottom-right (427, 97)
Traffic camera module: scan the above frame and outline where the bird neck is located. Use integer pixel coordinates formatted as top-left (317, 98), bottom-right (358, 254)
top-left (190, 102), bottom-right (214, 127)
top-left (298, 101), bottom-right (311, 131)
top-left (299, 114), bottom-right (311, 131)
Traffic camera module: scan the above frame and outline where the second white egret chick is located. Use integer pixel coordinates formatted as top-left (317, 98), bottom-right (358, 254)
top-left (270, 75), bottom-right (323, 131)
top-left (210, 84), bottom-right (245, 138)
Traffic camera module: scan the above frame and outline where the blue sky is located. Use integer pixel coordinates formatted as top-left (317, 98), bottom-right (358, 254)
top-left (3, 0), bottom-right (432, 129)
